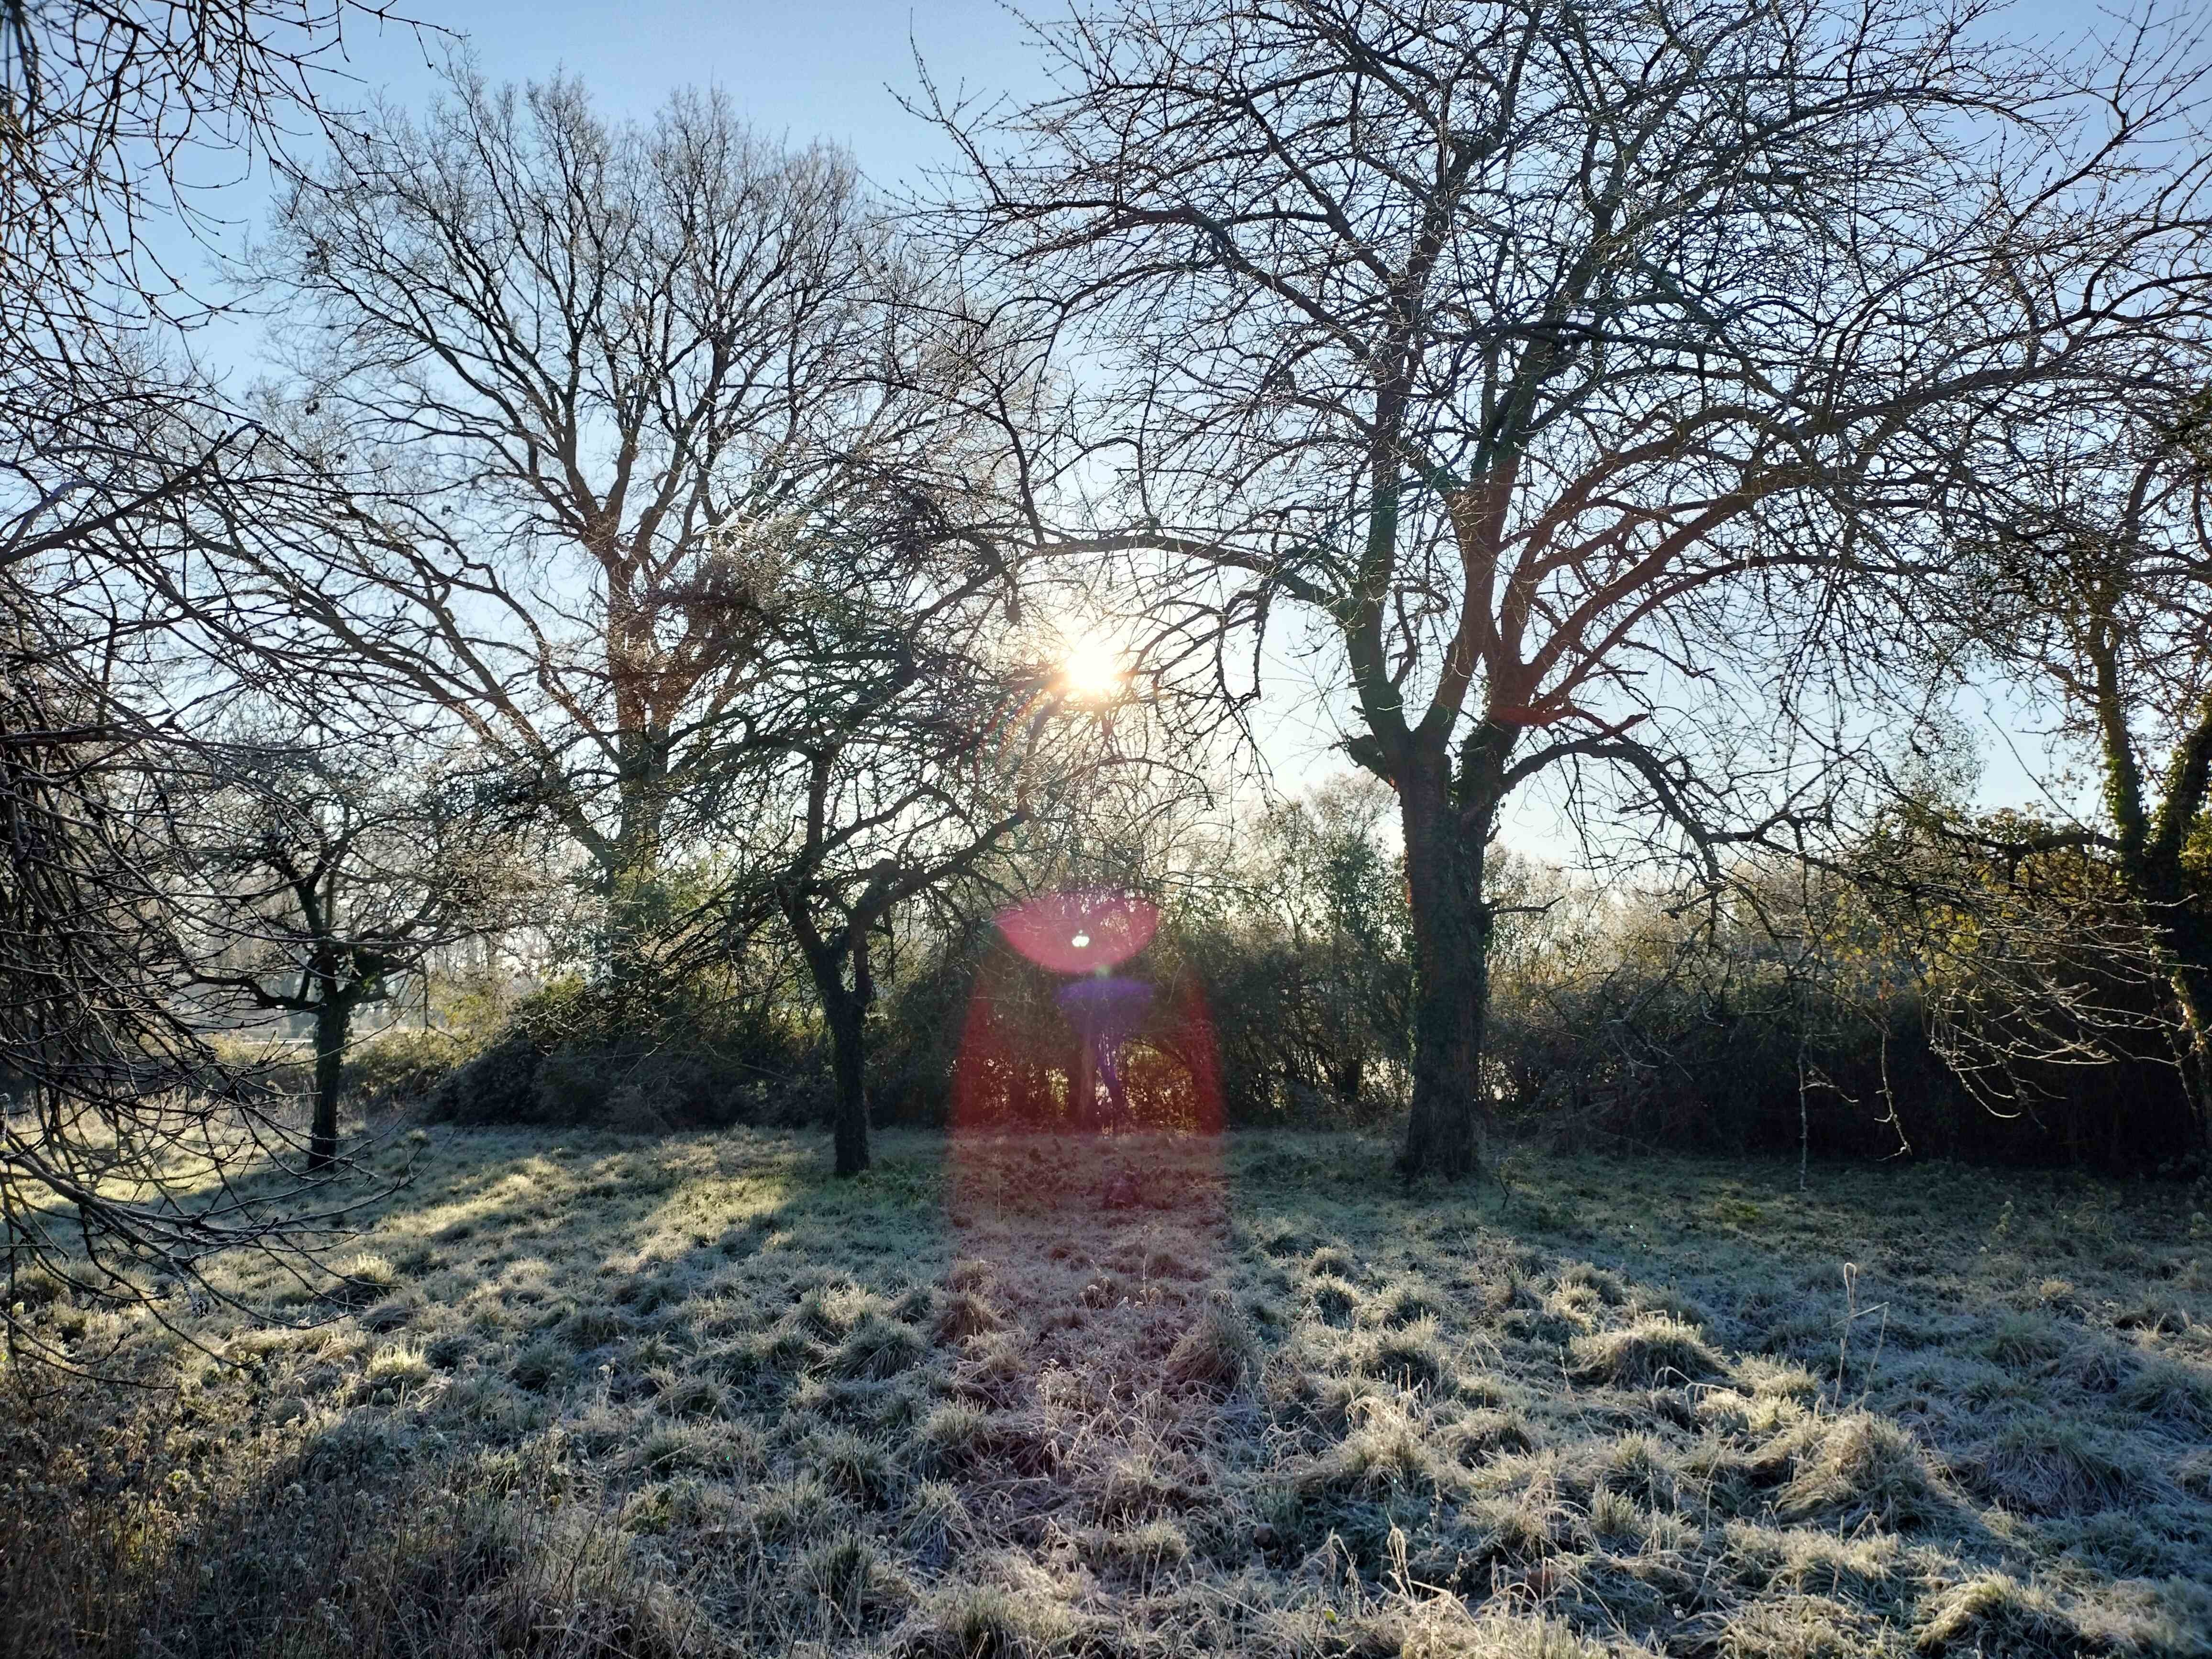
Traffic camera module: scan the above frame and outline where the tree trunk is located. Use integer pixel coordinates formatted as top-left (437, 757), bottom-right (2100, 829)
top-left (2147, 898), bottom-right (2212, 1149)
top-left (804, 925), bottom-right (874, 1178)
top-left (1395, 719), bottom-right (1515, 1181)
top-left (309, 995), bottom-right (351, 1173)
top-left (824, 987), bottom-right (870, 1176)
top-left (1395, 757), bottom-right (1495, 1180)
top-left (604, 719), bottom-right (668, 990)
top-left (1333, 1051), bottom-right (1365, 1112)
top-left (1071, 1027), bottom-right (1098, 1131)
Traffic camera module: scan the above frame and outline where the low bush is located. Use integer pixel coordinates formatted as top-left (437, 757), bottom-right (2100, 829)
top-left (344, 1027), bottom-right (479, 1110)
top-left (425, 978), bottom-right (824, 1130)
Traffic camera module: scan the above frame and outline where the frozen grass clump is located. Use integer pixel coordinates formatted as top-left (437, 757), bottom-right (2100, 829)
top-left (934, 1289), bottom-right (1001, 1341)
top-left (895, 1582), bottom-right (1083, 1659)
top-left (1571, 1314), bottom-right (1725, 1388)
top-left (1077, 1518), bottom-right (1191, 1579)
top-left (1724, 1522), bottom-right (1901, 1598)
top-left (1355, 1317), bottom-right (1455, 1392)
top-left (1298, 1396), bottom-right (1449, 1503)
top-left (1091, 1450), bottom-right (1188, 1523)
top-left (1913, 1574), bottom-right (2080, 1657)
top-left (505, 1336), bottom-right (575, 1394)
top-left (1978, 1313), bottom-right (2070, 1370)
top-left (364, 1343), bottom-right (433, 1398)
top-left (1963, 1421), bottom-right (2161, 1516)
top-left (1366, 1279), bottom-right (1444, 1328)
top-left (1307, 1244), bottom-right (1359, 1279)
top-left (1596, 1431), bottom-right (1679, 1510)
top-left (1772, 1411), bottom-right (1951, 1531)
top-left (1445, 1407), bottom-right (1536, 1464)
top-left (2116, 1355), bottom-right (2212, 1431)
top-left (1308, 1273), bottom-right (1360, 1325)
top-left (558, 1303), bottom-right (633, 1349)
top-left (919, 1401), bottom-right (1053, 1478)
top-left (1163, 1303), bottom-right (1257, 1394)
top-left (794, 1534), bottom-right (911, 1633)
top-left (832, 1311), bottom-right (929, 1380)
top-left (1716, 1593), bottom-right (1870, 1659)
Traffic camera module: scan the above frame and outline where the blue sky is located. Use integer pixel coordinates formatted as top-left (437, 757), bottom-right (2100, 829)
top-left (323, 1), bottom-right (1052, 190)
top-left (319, 0), bottom-right (2107, 192)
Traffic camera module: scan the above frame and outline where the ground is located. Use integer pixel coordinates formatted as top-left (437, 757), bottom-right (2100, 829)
top-left (4, 1128), bottom-right (2211, 1657)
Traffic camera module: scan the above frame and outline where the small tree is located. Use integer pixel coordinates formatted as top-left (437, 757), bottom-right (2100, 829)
top-left (184, 731), bottom-right (525, 1170)
top-left (704, 453), bottom-right (1101, 1177)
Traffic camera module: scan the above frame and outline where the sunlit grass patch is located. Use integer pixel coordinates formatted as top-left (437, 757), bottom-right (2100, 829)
top-left (1913, 1572), bottom-right (2081, 1657)
top-left (1769, 1411), bottom-right (1954, 1531)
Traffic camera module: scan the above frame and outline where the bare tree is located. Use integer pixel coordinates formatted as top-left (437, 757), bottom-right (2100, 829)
top-left (932, 0), bottom-right (2212, 1177)
top-left (696, 422), bottom-right (1112, 1176)
top-left (2, 0), bottom-right (442, 594)
top-left (247, 68), bottom-right (920, 977)
top-left (179, 727), bottom-right (531, 1171)
top-left (1, 0), bottom-right (435, 1365)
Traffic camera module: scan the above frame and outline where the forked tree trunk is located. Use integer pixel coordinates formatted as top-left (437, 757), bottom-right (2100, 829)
top-left (309, 995), bottom-right (352, 1173)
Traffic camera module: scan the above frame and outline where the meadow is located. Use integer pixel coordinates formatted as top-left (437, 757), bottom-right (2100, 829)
top-left (5, 1128), bottom-right (2209, 1658)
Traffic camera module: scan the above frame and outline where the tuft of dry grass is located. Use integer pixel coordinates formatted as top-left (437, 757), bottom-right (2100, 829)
top-left (1913, 1573), bottom-right (2081, 1657)
top-left (1571, 1313), bottom-right (1726, 1388)
top-left (1162, 1301), bottom-right (1257, 1394)
top-left (1962, 1420), bottom-right (2162, 1516)
top-left (1771, 1411), bottom-right (1952, 1531)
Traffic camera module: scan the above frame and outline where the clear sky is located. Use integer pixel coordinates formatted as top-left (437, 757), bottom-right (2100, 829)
top-left (324, 1), bottom-right (1055, 191)
top-left (318, 0), bottom-right (2102, 191)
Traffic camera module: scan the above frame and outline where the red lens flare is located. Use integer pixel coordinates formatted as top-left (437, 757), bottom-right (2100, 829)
top-left (944, 925), bottom-right (1230, 1427)
top-left (949, 956), bottom-right (1223, 1139)
top-left (995, 888), bottom-right (1159, 974)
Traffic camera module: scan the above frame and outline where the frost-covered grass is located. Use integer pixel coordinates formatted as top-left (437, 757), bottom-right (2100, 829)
top-left (5, 1127), bottom-right (2210, 1657)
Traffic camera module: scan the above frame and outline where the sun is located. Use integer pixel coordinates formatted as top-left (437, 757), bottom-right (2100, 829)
top-left (1061, 634), bottom-right (1123, 702)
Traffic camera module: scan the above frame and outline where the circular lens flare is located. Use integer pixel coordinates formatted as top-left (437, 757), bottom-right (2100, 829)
top-left (996, 889), bottom-right (1158, 974)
